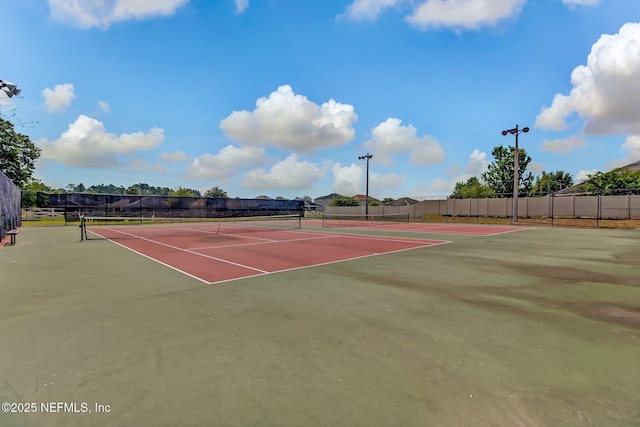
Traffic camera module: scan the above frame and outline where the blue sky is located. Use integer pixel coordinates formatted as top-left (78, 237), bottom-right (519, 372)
top-left (1, 0), bottom-right (640, 199)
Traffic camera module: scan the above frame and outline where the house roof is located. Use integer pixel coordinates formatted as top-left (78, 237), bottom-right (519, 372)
top-left (314, 193), bottom-right (344, 200)
top-left (351, 194), bottom-right (379, 202)
top-left (625, 159), bottom-right (640, 172)
top-left (386, 197), bottom-right (419, 206)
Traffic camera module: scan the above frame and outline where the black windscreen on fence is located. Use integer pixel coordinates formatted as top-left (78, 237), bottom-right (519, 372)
top-left (0, 170), bottom-right (21, 242)
top-left (36, 192), bottom-right (304, 222)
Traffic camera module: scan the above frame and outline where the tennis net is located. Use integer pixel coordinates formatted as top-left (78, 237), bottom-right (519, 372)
top-left (80, 214), bottom-right (303, 241)
top-left (321, 212), bottom-right (410, 228)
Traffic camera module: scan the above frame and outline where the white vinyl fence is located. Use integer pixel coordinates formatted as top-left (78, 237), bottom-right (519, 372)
top-left (325, 194), bottom-right (640, 221)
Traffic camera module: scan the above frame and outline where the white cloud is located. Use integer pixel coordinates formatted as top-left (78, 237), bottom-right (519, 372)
top-left (343, 0), bottom-right (596, 29)
top-left (330, 161), bottom-right (405, 197)
top-left (364, 118), bottom-right (445, 167)
top-left (369, 171), bottom-right (405, 196)
top-left (407, 178), bottom-right (450, 198)
top-left (563, 0), bottom-right (599, 6)
top-left (622, 135), bottom-right (640, 158)
top-left (541, 136), bottom-right (587, 154)
top-left (188, 145), bottom-right (266, 180)
top-left (220, 85), bottom-right (357, 153)
top-left (42, 83), bottom-right (76, 112)
top-left (243, 154), bottom-right (325, 190)
top-left (536, 22), bottom-right (640, 135)
top-left (332, 163), bottom-right (363, 195)
top-left (606, 135), bottom-right (640, 169)
top-left (342, 0), bottom-right (526, 30)
top-left (465, 149), bottom-right (489, 176)
top-left (406, 0), bottom-right (525, 30)
top-left (129, 158), bottom-right (166, 174)
top-left (160, 151), bottom-right (188, 162)
top-left (343, 0), bottom-right (401, 21)
top-left (441, 149), bottom-right (490, 194)
top-left (48, 0), bottom-right (189, 29)
top-left (38, 115), bottom-right (164, 167)
top-left (575, 168), bottom-right (599, 183)
top-left (98, 101), bottom-right (110, 113)
top-left (528, 162), bottom-right (545, 174)
top-left (234, 0), bottom-right (249, 14)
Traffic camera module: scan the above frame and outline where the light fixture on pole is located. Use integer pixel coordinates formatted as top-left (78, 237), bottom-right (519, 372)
top-left (358, 153), bottom-right (373, 219)
top-left (501, 124), bottom-right (529, 223)
top-left (0, 80), bottom-right (21, 98)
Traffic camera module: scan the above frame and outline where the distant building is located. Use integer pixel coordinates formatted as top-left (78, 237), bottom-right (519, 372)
top-left (296, 198), bottom-right (322, 211)
top-left (313, 193), bottom-right (344, 208)
top-left (352, 194), bottom-right (380, 206)
top-left (554, 159), bottom-right (640, 195)
top-left (386, 197), bottom-right (419, 206)
top-left (625, 159), bottom-right (640, 172)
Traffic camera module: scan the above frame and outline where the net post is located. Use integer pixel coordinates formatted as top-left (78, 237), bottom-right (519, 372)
top-left (79, 215), bottom-right (86, 241)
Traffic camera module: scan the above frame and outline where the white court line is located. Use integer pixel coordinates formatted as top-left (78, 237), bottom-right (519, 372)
top-left (204, 240), bottom-right (453, 285)
top-left (189, 233), bottom-right (338, 250)
top-left (315, 222), bottom-right (531, 236)
top-left (90, 227), bottom-right (269, 274)
top-left (482, 227), bottom-right (534, 236)
top-left (188, 230), bottom-right (447, 251)
top-left (104, 238), bottom-right (212, 284)
top-left (88, 226), bottom-right (452, 285)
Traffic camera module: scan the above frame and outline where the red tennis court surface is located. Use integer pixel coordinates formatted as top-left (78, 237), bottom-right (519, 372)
top-left (88, 225), bottom-right (451, 284)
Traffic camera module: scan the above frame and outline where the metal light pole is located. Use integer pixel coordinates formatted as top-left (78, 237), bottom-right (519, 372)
top-left (358, 153), bottom-right (373, 219)
top-left (0, 80), bottom-right (21, 98)
top-left (501, 125), bottom-right (529, 223)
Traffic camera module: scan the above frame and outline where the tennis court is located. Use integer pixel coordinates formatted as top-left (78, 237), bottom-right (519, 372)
top-left (1, 222), bottom-right (639, 426)
top-left (81, 217), bottom-right (452, 284)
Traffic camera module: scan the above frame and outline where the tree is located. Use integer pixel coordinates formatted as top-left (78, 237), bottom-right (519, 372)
top-left (170, 187), bottom-right (201, 197)
top-left (529, 171), bottom-right (573, 196)
top-left (482, 145), bottom-right (533, 197)
top-left (330, 196), bottom-right (359, 206)
top-left (450, 177), bottom-right (495, 199)
top-left (0, 117), bottom-right (41, 187)
top-left (583, 168), bottom-right (640, 195)
top-left (126, 184), bottom-right (142, 195)
top-left (124, 183), bottom-right (173, 196)
top-left (204, 186), bottom-right (228, 198)
top-left (88, 183), bottom-right (126, 194)
top-left (21, 179), bottom-right (53, 208)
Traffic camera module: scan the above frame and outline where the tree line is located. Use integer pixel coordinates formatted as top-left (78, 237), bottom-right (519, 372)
top-left (25, 181), bottom-right (229, 198)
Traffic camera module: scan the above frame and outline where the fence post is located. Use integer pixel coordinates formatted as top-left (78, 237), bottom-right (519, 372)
top-left (506, 198), bottom-right (509, 222)
top-left (64, 193), bottom-right (68, 225)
